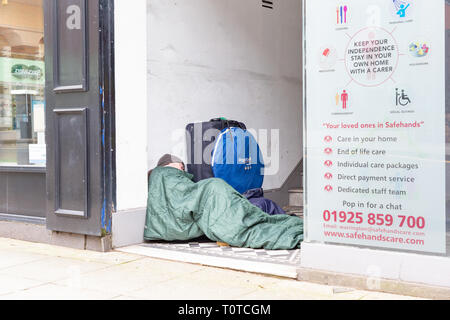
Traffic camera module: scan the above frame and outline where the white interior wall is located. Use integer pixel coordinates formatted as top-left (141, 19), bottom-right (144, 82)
top-left (114, 0), bottom-right (148, 212)
top-left (147, 0), bottom-right (303, 190)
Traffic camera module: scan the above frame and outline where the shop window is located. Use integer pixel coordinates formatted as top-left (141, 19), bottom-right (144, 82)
top-left (0, 0), bottom-right (45, 167)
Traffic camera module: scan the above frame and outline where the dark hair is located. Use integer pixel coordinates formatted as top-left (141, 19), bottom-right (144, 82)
top-left (157, 154), bottom-right (184, 168)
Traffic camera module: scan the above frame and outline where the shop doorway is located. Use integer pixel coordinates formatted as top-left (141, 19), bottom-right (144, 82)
top-left (117, 0), bottom-right (304, 276)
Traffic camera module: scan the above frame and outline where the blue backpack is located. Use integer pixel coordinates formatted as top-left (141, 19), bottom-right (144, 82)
top-left (211, 127), bottom-right (265, 194)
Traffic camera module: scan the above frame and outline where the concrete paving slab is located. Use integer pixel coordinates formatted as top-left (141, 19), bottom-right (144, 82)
top-left (0, 283), bottom-right (117, 300)
top-left (0, 238), bottom-right (141, 266)
top-left (238, 280), bottom-right (420, 300)
top-left (106, 257), bottom-right (207, 281)
top-left (0, 250), bottom-right (48, 270)
top-left (54, 261), bottom-right (205, 297)
top-left (236, 288), bottom-right (331, 300)
top-left (233, 277), bottom-right (358, 300)
top-left (174, 268), bottom-right (289, 298)
top-left (0, 274), bottom-right (43, 296)
top-left (111, 295), bottom-right (142, 300)
top-left (0, 256), bottom-right (109, 283)
top-left (125, 278), bottom-right (259, 300)
top-left (359, 292), bottom-right (425, 300)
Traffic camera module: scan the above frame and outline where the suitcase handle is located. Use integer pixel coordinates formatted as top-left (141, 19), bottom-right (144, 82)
top-left (210, 118), bottom-right (246, 131)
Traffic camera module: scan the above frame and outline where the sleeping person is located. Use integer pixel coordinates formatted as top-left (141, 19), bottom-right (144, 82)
top-left (144, 154), bottom-right (303, 250)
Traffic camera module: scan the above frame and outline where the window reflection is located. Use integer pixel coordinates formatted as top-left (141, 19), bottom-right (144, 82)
top-left (0, 0), bottom-right (45, 166)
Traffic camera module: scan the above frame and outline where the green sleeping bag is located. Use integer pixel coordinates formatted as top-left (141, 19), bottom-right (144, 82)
top-left (144, 167), bottom-right (304, 250)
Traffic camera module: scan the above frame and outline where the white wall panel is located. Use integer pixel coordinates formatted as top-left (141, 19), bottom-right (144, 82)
top-left (147, 0), bottom-right (303, 189)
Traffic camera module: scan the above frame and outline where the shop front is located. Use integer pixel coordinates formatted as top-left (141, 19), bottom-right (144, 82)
top-left (0, 0), bottom-right (448, 298)
top-left (0, 0), bottom-right (114, 248)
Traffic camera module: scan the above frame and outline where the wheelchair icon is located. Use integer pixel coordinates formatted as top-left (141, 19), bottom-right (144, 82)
top-left (396, 88), bottom-right (411, 107)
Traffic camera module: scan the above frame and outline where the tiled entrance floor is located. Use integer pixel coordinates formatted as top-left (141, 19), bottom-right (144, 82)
top-left (117, 240), bottom-right (302, 279)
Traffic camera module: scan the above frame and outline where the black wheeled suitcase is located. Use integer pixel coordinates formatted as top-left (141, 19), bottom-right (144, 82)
top-left (186, 118), bottom-right (246, 182)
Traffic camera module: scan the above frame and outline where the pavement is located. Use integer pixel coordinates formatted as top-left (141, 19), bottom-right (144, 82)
top-left (0, 237), bottom-right (424, 300)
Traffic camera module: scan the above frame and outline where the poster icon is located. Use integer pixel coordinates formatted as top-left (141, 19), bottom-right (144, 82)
top-left (396, 88), bottom-right (411, 107)
top-left (325, 173), bottom-right (333, 180)
top-left (409, 42), bottom-right (430, 58)
top-left (319, 46), bottom-right (337, 69)
top-left (336, 90), bottom-right (349, 110)
top-left (393, 0), bottom-right (410, 18)
top-left (336, 5), bottom-right (348, 24)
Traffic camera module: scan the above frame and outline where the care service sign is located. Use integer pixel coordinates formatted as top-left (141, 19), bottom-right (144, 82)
top-left (304, 0), bottom-right (446, 253)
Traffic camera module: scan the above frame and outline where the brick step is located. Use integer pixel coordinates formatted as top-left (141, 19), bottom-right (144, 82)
top-left (288, 188), bottom-right (303, 207)
top-left (283, 206), bottom-right (303, 218)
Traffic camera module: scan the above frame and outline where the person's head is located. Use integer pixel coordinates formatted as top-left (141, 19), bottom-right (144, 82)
top-left (148, 154), bottom-right (186, 182)
top-left (157, 154), bottom-right (185, 171)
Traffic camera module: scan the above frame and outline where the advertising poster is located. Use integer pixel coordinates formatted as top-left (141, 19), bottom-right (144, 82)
top-left (304, 0), bottom-right (446, 253)
top-left (0, 57), bottom-right (45, 85)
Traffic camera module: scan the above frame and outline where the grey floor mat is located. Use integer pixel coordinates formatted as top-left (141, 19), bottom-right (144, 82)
top-left (139, 241), bottom-right (302, 266)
